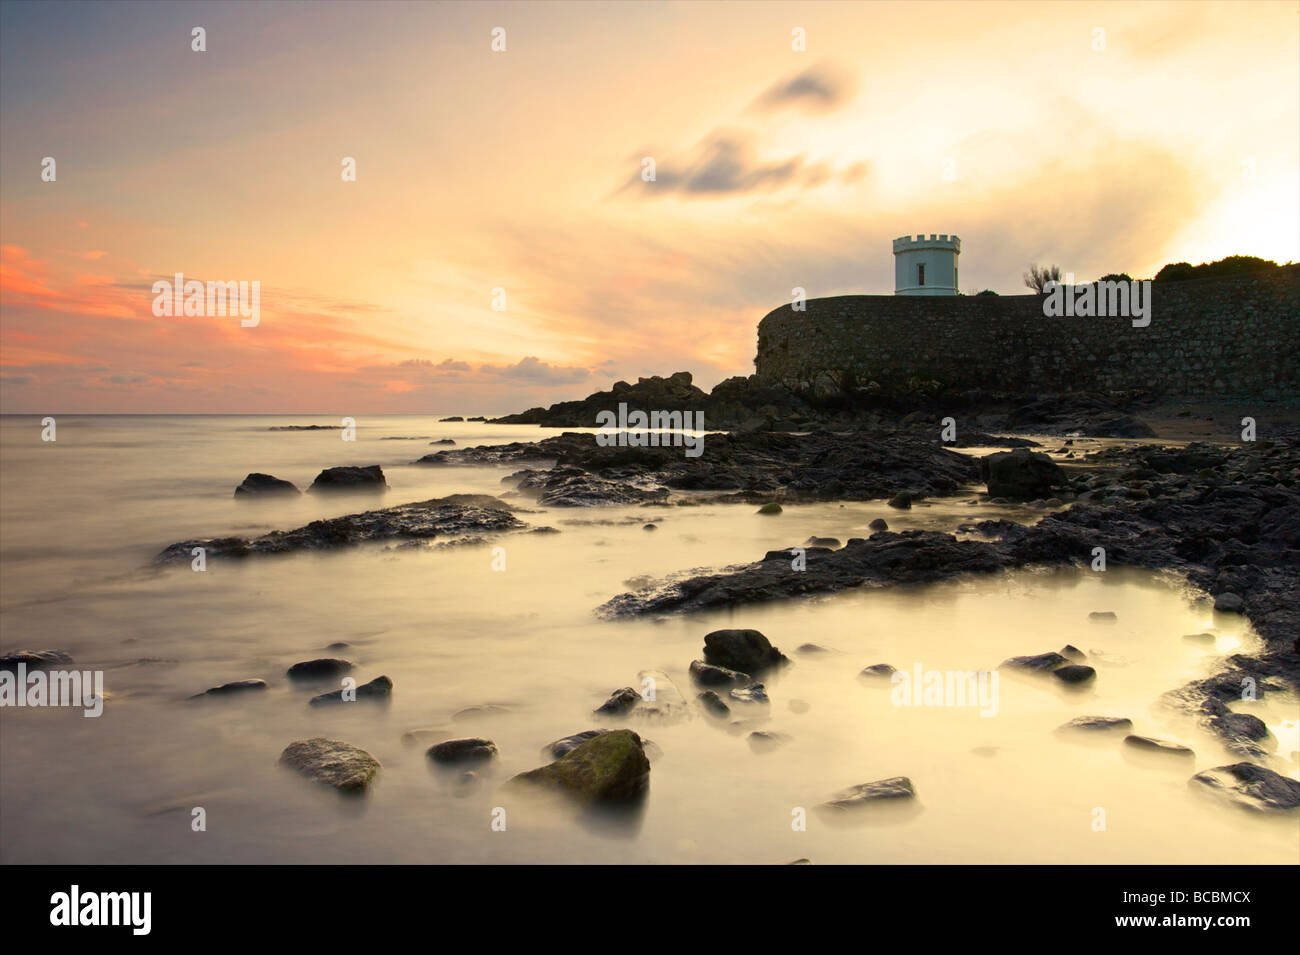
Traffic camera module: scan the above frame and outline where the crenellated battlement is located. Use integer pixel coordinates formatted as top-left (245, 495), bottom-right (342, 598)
top-left (892, 233), bottom-right (961, 253)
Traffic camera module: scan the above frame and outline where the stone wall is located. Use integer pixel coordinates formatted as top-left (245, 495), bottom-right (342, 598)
top-left (754, 266), bottom-right (1300, 399)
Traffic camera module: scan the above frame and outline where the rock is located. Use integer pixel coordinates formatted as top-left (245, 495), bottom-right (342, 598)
top-left (747, 730), bottom-right (791, 753)
top-left (0, 649), bottom-right (73, 671)
top-left (439, 416), bottom-right (464, 422)
top-left (278, 738), bottom-right (380, 792)
top-left (887, 492), bottom-right (912, 509)
top-left (697, 690), bottom-right (730, 717)
top-left (427, 738), bottom-right (498, 763)
top-left (286, 658), bottom-right (353, 680)
top-left (429, 438), bottom-right (456, 445)
top-left (757, 502), bottom-right (783, 515)
top-left (157, 494), bottom-right (523, 564)
top-left (308, 465), bottom-right (387, 493)
top-left (819, 776), bottom-right (917, 812)
top-left (859, 663), bottom-right (897, 681)
top-left (191, 679), bottom-right (268, 698)
top-left (730, 683), bottom-right (770, 704)
top-left (1052, 664), bottom-right (1096, 684)
top-left (1189, 763), bottom-right (1300, 811)
top-left (309, 674), bottom-right (392, 706)
top-left (1059, 644), bottom-right (1086, 662)
top-left (1124, 735), bottom-right (1195, 757)
top-left (452, 703), bottom-right (514, 721)
top-left (1221, 712), bottom-right (1269, 741)
top-left (689, 659), bottom-right (751, 686)
top-left (537, 474), bottom-right (669, 507)
top-left (797, 643), bottom-right (830, 654)
top-left (234, 473), bottom-right (300, 498)
top-left (643, 523), bottom-right (657, 531)
top-left (1088, 611), bottom-right (1117, 622)
top-left (1213, 592), bottom-right (1245, 613)
top-left (804, 536), bottom-right (840, 547)
top-left (868, 518), bottom-right (889, 531)
top-left (1182, 632), bottom-right (1217, 646)
top-left (1001, 652), bottom-right (1067, 672)
top-left (543, 730), bottom-right (608, 759)
top-left (702, 629), bottom-right (789, 674)
top-left (508, 728), bottom-right (649, 803)
top-left (594, 686), bottom-right (640, 715)
top-left (788, 699), bottom-right (811, 714)
top-left (978, 448), bottom-right (1065, 499)
top-left (1058, 715), bottom-right (1133, 732)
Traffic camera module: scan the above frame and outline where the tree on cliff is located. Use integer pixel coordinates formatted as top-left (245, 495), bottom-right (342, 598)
top-left (1154, 255), bottom-right (1281, 283)
top-left (1023, 263), bottom-right (1062, 293)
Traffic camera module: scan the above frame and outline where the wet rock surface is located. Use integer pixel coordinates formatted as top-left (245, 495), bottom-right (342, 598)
top-left (308, 465), bottom-right (388, 493)
top-left (702, 629), bottom-right (789, 674)
top-left (508, 728), bottom-right (650, 803)
top-left (428, 738), bottom-right (498, 763)
top-left (279, 738), bottom-right (381, 792)
top-left (418, 429), bottom-right (979, 505)
top-left (0, 649), bottom-right (74, 671)
top-left (234, 473), bottom-right (300, 498)
top-left (1189, 763), bottom-right (1300, 812)
top-left (155, 494), bottom-right (526, 563)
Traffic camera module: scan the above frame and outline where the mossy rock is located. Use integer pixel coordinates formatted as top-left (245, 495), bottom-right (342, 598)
top-left (757, 502), bottom-right (783, 515)
top-left (508, 729), bottom-right (649, 803)
top-left (279, 738), bottom-right (381, 792)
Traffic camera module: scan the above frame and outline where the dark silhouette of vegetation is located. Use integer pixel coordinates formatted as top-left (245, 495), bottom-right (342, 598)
top-left (1154, 255), bottom-right (1281, 283)
top-left (1098, 273), bottom-right (1133, 283)
top-left (976, 289), bottom-right (999, 296)
top-left (1023, 264), bottom-right (1062, 293)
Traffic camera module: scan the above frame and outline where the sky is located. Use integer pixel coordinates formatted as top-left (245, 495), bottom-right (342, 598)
top-left (1, 0), bottom-right (1297, 413)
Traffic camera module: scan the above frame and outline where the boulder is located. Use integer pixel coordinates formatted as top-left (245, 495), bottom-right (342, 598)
top-left (309, 674), bottom-right (392, 706)
top-left (1001, 652), bottom-right (1067, 672)
top-left (594, 686), bottom-right (640, 716)
top-left (1124, 735), bottom-right (1195, 757)
top-left (1189, 763), bottom-right (1300, 812)
top-left (1052, 664), bottom-right (1096, 684)
top-left (978, 449), bottom-right (1064, 499)
top-left (508, 728), bottom-right (649, 803)
top-left (702, 629), bottom-right (789, 674)
top-left (819, 776), bottom-right (917, 812)
top-left (234, 473), bottom-right (300, 498)
top-left (697, 690), bottom-right (730, 717)
top-left (1213, 592), bottom-right (1245, 613)
top-left (729, 683), bottom-right (770, 704)
top-left (308, 465), bottom-right (387, 493)
top-left (279, 738), bottom-right (380, 792)
top-left (427, 738), bottom-right (498, 763)
top-left (286, 658), bottom-right (353, 680)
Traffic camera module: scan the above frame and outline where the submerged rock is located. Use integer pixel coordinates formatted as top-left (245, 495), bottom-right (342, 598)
top-left (729, 683), bottom-right (770, 704)
top-left (279, 738), bottom-right (381, 792)
top-left (286, 658), bottom-right (353, 680)
top-left (594, 686), bottom-right (640, 716)
top-left (234, 473), bottom-right (300, 498)
top-left (689, 659), bottom-right (751, 686)
top-left (1124, 735), bottom-right (1195, 757)
top-left (308, 674), bottom-right (392, 706)
top-left (1001, 652), bottom-right (1068, 672)
top-left (697, 690), bottom-right (730, 717)
top-left (819, 776), bottom-right (917, 812)
top-left (508, 728), bottom-right (649, 803)
top-left (156, 494), bottom-right (525, 564)
top-left (1053, 664), bottom-right (1097, 684)
top-left (1189, 763), bottom-right (1300, 812)
top-left (747, 730), bottom-right (791, 753)
top-left (427, 738), bottom-right (498, 763)
top-left (308, 465), bottom-right (387, 493)
top-left (1058, 715), bottom-right (1132, 733)
top-left (191, 679), bottom-right (268, 698)
top-left (0, 649), bottom-right (74, 671)
top-left (859, 663), bottom-right (898, 681)
top-left (703, 629), bottom-right (789, 674)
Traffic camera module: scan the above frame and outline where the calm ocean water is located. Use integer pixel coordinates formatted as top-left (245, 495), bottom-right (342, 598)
top-left (1, 415), bottom-right (1296, 863)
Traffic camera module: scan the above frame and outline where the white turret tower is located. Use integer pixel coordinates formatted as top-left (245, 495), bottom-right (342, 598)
top-left (893, 234), bottom-right (960, 295)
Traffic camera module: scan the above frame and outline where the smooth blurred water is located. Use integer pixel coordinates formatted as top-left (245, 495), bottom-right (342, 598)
top-left (1, 415), bottom-right (1296, 864)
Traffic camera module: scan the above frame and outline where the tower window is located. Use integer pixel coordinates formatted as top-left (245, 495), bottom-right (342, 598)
top-left (918, 263), bottom-right (925, 286)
